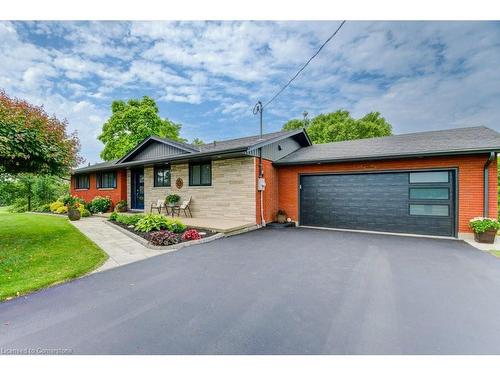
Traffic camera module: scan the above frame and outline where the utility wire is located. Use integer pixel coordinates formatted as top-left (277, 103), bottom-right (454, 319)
top-left (262, 20), bottom-right (346, 109)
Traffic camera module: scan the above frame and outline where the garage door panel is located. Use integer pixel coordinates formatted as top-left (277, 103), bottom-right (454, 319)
top-left (299, 171), bottom-right (455, 237)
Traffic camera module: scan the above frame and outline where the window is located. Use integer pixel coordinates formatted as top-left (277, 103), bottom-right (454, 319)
top-left (154, 165), bottom-right (171, 187)
top-left (74, 174), bottom-right (89, 189)
top-left (409, 171), bottom-right (449, 183)
top-left (410, 188), bottom-right (449, 200)
top-left (189, 161), bottom-right (212, 186)
top-left (96, 172), bottom-right (116, 189)
top-left (409, 204), bottom-right (449, 217)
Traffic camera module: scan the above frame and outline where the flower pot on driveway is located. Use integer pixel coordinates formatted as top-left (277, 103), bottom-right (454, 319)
top-left (68, 208), bottom-right (81, 221)
top-left (474, 228), bottom-right (497, 244)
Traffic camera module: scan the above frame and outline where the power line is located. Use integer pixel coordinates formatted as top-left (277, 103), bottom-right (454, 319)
top-left (262, 20), bottom-right (346, 109)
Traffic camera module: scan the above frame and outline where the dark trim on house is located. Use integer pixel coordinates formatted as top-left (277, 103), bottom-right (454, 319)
top-left (274, 149), bottom-right (500, 166)
top-left (483, 152), bottom-right (496, 216)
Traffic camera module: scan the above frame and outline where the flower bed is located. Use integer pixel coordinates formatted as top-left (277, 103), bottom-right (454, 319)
top-left (108, 213), bottom-right (217, 246)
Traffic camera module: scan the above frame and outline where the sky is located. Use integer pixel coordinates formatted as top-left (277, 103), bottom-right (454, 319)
top-left (1, 20), bottom-right (499, 165)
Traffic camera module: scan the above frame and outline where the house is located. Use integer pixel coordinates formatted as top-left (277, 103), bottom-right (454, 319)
top-left (71, 126), bottom-right (500, 238)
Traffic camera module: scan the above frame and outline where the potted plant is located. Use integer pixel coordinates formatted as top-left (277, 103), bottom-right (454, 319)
top-left (115, 200), bottom-right (128, 212)
top-left (165, 194), bottom-right (181, 206)
top-left (66, 196), bottom-right (81, 221)
top-left (276, 209), bottom-right (287, 224)
top-left (469, 217), bottom-right (500, 244)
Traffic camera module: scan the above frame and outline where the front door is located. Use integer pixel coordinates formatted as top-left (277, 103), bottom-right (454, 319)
top-left (131, 169), bottom-right (144, 210)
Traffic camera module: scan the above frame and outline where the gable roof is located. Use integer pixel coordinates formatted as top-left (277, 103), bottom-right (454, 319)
top-left (72, 129), bottom-right (310, 173)
top-left (275, 126), bottom-right (500, 165)
top-left (117, 135), bottom-right (200, 163)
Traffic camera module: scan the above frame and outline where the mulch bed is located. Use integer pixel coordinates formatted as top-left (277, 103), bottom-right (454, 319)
top-left (109, 220), bottom-right (218, 244)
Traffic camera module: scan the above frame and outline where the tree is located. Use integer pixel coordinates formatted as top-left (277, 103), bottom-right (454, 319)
top-left (192, 138), bottom-right (205, 145)
top-left (0, 173), bottom-right (68, 211)
top-left (282, 118), bottom-right (308, 131)
top-left (282, 110), bottom-right (392, 144)
top-left (98, 96), bottom-right (184, 161)
top-left (0, 90), bottom-right (81, 175)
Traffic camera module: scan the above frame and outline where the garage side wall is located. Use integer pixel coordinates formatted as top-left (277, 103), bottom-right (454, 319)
top-left (277, 154), bottom-right (498, 234)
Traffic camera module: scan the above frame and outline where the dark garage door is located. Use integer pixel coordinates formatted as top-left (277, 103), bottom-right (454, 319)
top-left (299, 170), bottom-right (456, 237)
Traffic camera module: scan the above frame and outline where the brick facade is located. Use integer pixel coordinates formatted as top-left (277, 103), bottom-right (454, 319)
top-left (276, 154), bottom-right (498, 234)
top-left (143, 157), bottom-right (256, 222)
top-left (71, 169), bottom-right (127, 210)
top-left (255, 158), bottom-right (279, 224)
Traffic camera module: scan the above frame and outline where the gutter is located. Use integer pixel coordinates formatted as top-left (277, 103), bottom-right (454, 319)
top-left (483, 151), bottom-right (496, 217)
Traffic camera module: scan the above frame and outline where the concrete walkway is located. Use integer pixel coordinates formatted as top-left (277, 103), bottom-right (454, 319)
top-left (70, 217), bottom-right (174, 272)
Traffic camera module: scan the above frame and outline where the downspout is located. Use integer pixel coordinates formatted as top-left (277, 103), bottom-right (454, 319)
top-left (483, 151), bottom-right (495, 217)
top-left (259, 147), bottom-right (266, 227)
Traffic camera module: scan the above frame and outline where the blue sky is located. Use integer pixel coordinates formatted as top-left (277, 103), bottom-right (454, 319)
top-left (1, 21), bottom-right (499, 165)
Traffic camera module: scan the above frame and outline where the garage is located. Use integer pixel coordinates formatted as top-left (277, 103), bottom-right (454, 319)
top-left (299, 170), bottom-right (456, 237)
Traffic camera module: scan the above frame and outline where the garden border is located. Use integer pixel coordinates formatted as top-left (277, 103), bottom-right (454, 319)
top-left (104, 220), bottom-right (225, 250)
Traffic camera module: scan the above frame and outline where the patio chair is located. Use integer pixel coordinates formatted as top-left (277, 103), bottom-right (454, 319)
top-left (150, 199), bottom-right (165, 214)
top-left (172, 196), bottom-right (192, 218)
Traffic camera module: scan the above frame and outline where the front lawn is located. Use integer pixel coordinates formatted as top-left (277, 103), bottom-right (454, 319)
top-left (0, 208), bottom-right (108, 301)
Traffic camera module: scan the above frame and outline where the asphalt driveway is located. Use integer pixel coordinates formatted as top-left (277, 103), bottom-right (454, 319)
top-left (2, 227), bottom-right (500, 354)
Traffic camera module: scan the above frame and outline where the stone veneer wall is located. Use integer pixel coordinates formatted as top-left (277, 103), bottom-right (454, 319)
top-left (143, 156), bottom-right (257, 222)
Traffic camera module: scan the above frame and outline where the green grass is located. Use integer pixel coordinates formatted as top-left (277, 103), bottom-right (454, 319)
top-left (0, 207), bottom-right (108, 301)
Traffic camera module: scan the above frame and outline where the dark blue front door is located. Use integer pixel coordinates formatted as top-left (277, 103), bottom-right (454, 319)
top-left (131, 169), bottom-right (144, 210)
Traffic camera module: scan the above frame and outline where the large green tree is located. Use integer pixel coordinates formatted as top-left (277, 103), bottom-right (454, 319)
top-left (98, 96), bottom-right (184, 161)
top-left (282, 110), bottom-right (392, 144)
top-left (0, 90), bottom-right (80, 175)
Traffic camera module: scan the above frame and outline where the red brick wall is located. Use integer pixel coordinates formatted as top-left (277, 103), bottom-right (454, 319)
top-left (70, 169), bottom-right (128, 211)
top-left (277, 154), bottom-right (498, 233)
top-left (255, 158), bottom-right (279, 224)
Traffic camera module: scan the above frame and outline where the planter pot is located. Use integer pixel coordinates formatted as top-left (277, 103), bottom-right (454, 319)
top-left (68, 208), bottom-right (81, 221)
top-left (474, 228), bottom-right (497, 244)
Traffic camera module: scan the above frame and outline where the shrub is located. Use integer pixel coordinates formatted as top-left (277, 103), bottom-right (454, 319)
top-left (116, 213), bottom-right (144, 226)
top-left (469, 217), bottom-right (500, 234)
top-left (56, 205), bottom-right (68, 214)
top-left (50, 201), bottom-right (64, 213)
top-left (167, 218), bottom-right (187, 233)
top-left (182, 229), bottom-right (202, 241)
top-left (165, 194), bottom-right (181, 205)
top-left (34, 203), bottom-right (51, 212)
top-left (115, 200), bottom-right (127, 212)
top-left (89, 196), bottom-right (112, 213)
top-left (81, 208), bottom-right (91, 217)
top-left (149, 230), bottom-right (179, 246)
top-left (135, 214), bottom-right (170, 232)
top-left (109, 212), bottom-right (118, 221)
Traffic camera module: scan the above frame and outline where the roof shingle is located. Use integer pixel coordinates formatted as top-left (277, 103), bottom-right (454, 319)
top-left (275, 126), bottom-right (500, 165)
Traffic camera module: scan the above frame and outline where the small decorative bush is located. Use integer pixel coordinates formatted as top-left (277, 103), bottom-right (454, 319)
top-left (165, 194), bottom-right (181, 205)
top-left (50, 201), bottom-right (64, 213)
top-left (135, 214), bottom-right (170, 232)
top-left (89, 196), bottom-right (112, 213)
top-left (109, 212), bottom-right (118, 221)
top-left (469, 217), bottom-right (500, 233)
top-left (167, 218), bottom-right (187, 233)
top-left (116, 213), bottom-right (145, 226)
top-left (81, 208), bottom-right (91, 217)
top-left (149, 230), bottom-right (179, 246)
top-left (115, 200), bottom-right (127, 212)
top-left (56, 205), bottom-right (68, 214)
top-left (276, 209), bottom-right (287, 224)
top-left (182, 229), bottom-right (202, 241)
